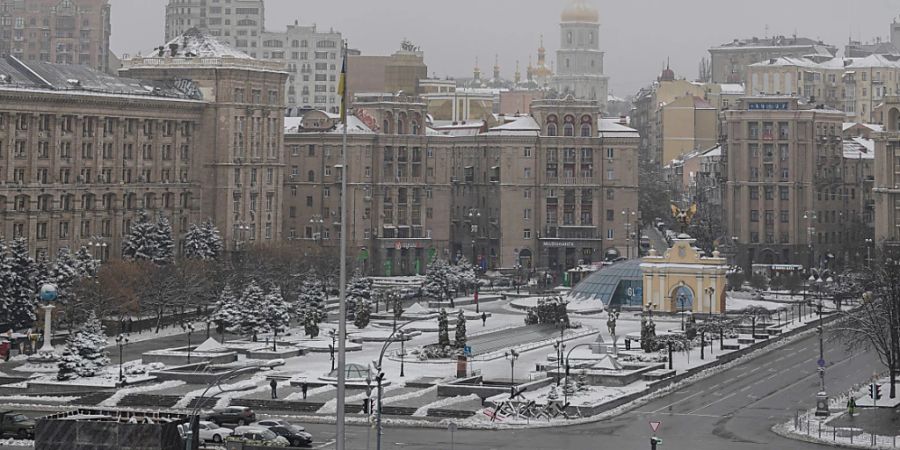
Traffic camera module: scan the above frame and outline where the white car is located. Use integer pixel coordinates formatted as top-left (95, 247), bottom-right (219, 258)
top-left (229, 426), bottom-right (289, 446)
top-left (196, 420), bottom-right (233, 443)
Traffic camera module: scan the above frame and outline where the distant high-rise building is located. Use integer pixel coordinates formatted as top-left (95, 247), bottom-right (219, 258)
top-left (0, 0), bottom-right (112, 73)
top-left (164, 1), bottom-right (343, 112)
top-left (551, 0), bottom-right (608, 111)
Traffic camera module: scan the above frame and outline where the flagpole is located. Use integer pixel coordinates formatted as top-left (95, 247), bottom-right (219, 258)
top-left (335, 40), bottom-right (349, 450)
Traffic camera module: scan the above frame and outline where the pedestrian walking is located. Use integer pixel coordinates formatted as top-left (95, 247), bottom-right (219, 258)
top-left (270, 379), bottom-right (278, 399)
top-left (301, 382), bottom-right (308, 400)
top-left (481, 312), bottom-right (487, 327)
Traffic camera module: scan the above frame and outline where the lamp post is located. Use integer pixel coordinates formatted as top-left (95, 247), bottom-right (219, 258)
top-left (813, 275), bottom-right (832, 417)
top-left (563, 343), bottom-right (592, 407)
top-left (704, 286), bottom-right (716, 316)
top-left (329, 329), bottom-right (337, 372)
top-left (310, 215), bottom-right (325, 244)
top-left (399, 330), bottom-right (406, 377)
top-left (622, 209), bottom-right (636, 259)
top-left (865, 238), bottom-right (874, 268)
top-left (234, 221), bottom-right (251, 251)
top-left (505, 349), bottom-right (519, 386)
top-left (182, 323), bottom-right (195, 364)
top-left (678, 293), bottom-right (687, 330)
top-left (116, 334), bottom-right (129, 384)
top-left (803, 211), bottom-right (817, 270)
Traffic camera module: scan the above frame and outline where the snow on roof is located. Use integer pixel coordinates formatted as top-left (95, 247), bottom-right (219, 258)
top-left (283, 112), bottom-right (375, 135)
top-left (843, 137), bottom-right (875, 159)
top-left (194, 338), bottom-right (229, 353)
top-left (719, 83), bottom-right (745, 95)
top-left (843, 122), bottom-right (883, 132)
top-left (702, 145), bottom-right (723, 157)
top-left (484, 116), bottom-right (539, 135)
top-left (149, 27), bottom-right (251, 59)
top-left (608, 94), bottom-right (626, 103)
top-left (598, 118), bottom-right (639, 138)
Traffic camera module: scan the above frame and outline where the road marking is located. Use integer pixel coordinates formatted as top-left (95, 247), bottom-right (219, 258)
top-left (312, 440), bottom-right (336, 449)
top-left (687, 392), bottom-right (737, 414)
top-left (739, 385), bottom-right (752, 392)
top-left (634, 411), bottom-right (723, 419)
top-left (649, 390), bottom-right (707, 413)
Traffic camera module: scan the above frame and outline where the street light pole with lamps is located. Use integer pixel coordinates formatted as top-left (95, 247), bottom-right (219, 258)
top-left (116, 334), bottom-right (129, 385)
top-left (803, 211), bottom-right (817, 270)
top-left (622, 209), bottom-right (636, 259)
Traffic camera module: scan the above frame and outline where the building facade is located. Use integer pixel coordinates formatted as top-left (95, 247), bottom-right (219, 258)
top-left (747, 55), bottom-right (900, 123)
top-left (164, 1), bottom-right (342, 112)
top-left (709, 35), bottom-right (836, 84)
top-left (347, 46), bottom-right (427, 104)
top-left (283, 96), bottom-right (639, 277)
top-left (874, 96), bottom-right (900, 250)
top-left (0, 28), bottom-right (287, 259)
top-left (0, 0), bottom-right (111, 73)
top-left (551, 0), bottom-right (608, 111)
top-left (723, 96), bottom-right (874, 269)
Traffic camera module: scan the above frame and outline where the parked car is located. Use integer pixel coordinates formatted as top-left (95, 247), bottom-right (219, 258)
top-left (195, 420), bottom-right (233, 443)
top-left (253, 419), bottom-right (313, 447)
top-left (228, 426), bottom-right (289, 446)
top-left (206, 406), bottom-right (256, 426)
top-left (0, 411), bottom-right (35, 438)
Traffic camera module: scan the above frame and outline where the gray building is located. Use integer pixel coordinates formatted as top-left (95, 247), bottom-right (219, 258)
top-left (551, 0), bottom-right (609, 112)
top-left (164, 0), bottom-right (342, 112)
top-left (709, 35), bottom-right (836, 84)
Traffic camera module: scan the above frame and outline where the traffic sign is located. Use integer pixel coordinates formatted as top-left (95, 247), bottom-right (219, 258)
top-left (817, 358), bottom-right (826, 368)
top-left (463, 346), bottom-right (472, 356)
top-left (447, 422), bottom-right (458, 433)
top-left (649, 421), bottom-right (661, 433)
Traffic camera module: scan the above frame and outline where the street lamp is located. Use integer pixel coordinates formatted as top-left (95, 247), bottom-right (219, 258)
top-left (88, 236), bottom-right (108, 263)
top-left (115, 334), bottom-right (129, 384)
top-left (812, 274), bottom-right (832, 417)
top-left (704, 286), bottom-right (716, 316)
top-left (865, 239), bottom-right (874, 268)
top-left (504, 349), bottom-right (519, 386)
top-left (803, 211), bottom-right (817, 270)
top-left (328, 329), bottom-right (337, 372)
top-left (399, 330), bottom-right (406, 377)
top-left (182, 323), bottom-right (195, 364)
top-left (310, 215), bottom-right (325, 243)
top-left (622, 209), bottom-right (636, 259)
top-left (234, 221), bottom-right (251, 250)
top-left (678, 293), bottom-right (687, 330)
top-left (553, 341), bottom-right (563, 386)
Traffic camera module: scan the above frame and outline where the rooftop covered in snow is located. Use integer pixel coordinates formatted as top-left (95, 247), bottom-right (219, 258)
top-left (123, 28), bottom-right (285, 73)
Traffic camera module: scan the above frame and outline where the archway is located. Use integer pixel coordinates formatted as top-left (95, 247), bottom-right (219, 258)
top-left (670, 284), bottom-right (694, 312)
top-left (518, 249), bottom-right (533, 269)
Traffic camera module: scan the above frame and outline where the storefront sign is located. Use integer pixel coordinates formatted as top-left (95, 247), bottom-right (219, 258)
top-left (543, 241), bottom-right (576, 248)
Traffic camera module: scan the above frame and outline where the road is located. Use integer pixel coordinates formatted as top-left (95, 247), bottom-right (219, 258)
top-left (292, 330), bottom-right (879, 449)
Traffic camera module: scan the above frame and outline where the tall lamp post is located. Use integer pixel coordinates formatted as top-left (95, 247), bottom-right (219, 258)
top-left (678, 293), bottom-right (687, 330)
top-left (116, 334), bottom-right (129, 384)
top-left (813, 274), bottom-right (833, 417)
top-left (803, 211), bottom-right (817, 270)
top-left (704, 286), bottom-right (716, 316)
top-left (504, 349), bottom-right (519, 386)
top-left (328, 329), bottom-right (337, 372)
top-left (182, 323), bottom-right (195, 364)
top-left (310, 215), bottom-right (325, 243)
top-left (865, 238), bottom-right (874, 268)
top-left (622, 209), bottom-right (636, 259)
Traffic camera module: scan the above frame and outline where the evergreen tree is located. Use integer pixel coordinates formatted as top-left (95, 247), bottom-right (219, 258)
top-left (262, 287), bottom-right (291, 336)
top-left (210, 284), bottom-right (240, 335)
top-left (296, 271), bottom-right (327, 323)
top-left (122, 210), bottom-right (158, 262)
top-left (54, 247), bottom-right (79, 291)
top-left (345, 271), bottom-right (372, 320)
top-left (303, 310), bottom-right (320, 338)
top-left (437, 309), bottom-right (450, 347)
top-left (73, 246), bottom-right (98, 278)
top-left (57, 311), bottom-right (109, 379)
top-left (153, 212), bottom-right (174, 265)
top-left (183, 219), bottom-right (224, 260)
top-left (423, 259), bottom-right (454, 303)
top-left (353, 299), bottom-right (371, 329)
top-left (4, 238), bottom-right (38, 329)
top-left (235, 281), bottom-right (266, 340)
top-left (455, 309), bottom-right (467, 348)
top-left (454, 257), bottom-right (477, 296)
top-left (34, 252), bottom-right (53, 289)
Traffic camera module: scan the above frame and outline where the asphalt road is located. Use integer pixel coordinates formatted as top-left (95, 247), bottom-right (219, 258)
top-left (292, 330), bottom-right (879, 450)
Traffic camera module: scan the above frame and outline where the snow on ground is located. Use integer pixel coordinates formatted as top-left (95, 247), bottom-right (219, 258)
top-left (173, 377), bottom-right (262, 409)
top-left (215, 378), bottom-right (270, 409)
top-left (284, 384), bottom-right (334, 401)
top-left (412, 394), bottom-right (481, 416)
top-left (382, 386), bottom-right (438, 405)
top-left (99, 380), bottom-right (186, 407)
top-left (317, 384), bottom-right (402, 414)
top-left (0, 395), bottom-right (80, 404)
top-left (106, 320), bottom-right (208, 346)
top-left (0, 438), bottom-right (33, 447)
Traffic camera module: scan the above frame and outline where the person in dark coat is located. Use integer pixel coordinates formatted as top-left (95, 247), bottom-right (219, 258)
top-left (270, 379), bottom-right (278, 399)
top-left (301, 382), bottom-right (309, 400)
top-left (481, 312), bottom-right (487, 327)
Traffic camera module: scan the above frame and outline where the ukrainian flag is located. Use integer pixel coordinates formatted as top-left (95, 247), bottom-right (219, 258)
top-left (338, 43), bottom-right (347, 124)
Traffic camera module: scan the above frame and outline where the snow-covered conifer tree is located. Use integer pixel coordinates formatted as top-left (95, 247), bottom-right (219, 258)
top-left (73, 246), bottom-right (98, 278)
top-left (122, 210), bottom-right (158, 262)
top-left (345, 271), bottom-right (372, 320)
top-left (296, 271), bottom-right (326, 323)
top-left (153, 212), bottom-right (174, 265)
top-left (183, 219), bottom-right (224, 260)
top-left (353, 299), bottom-right (371, 329)
top-left (262, 287), bottom-right (291, 337)
top-left (423, 259), bottom-right (454, 303)
top-left (5, 238), bottom-right (37, 329)
top-left (455, 309), bottom-right (467, 348)
top-left (57, 311), bottom-right (109, 378)
top-left (210, 284), bottom-right (240, 335)
top-left (236, 281), bottom-right (266, 340)
top-left (437, 309), bottom-right (450, 347)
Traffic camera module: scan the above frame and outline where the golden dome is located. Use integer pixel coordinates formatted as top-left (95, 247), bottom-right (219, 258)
top-left (561, 0), bottom-right (599, 23)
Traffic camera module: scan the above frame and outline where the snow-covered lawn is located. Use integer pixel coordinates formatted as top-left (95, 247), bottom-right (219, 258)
top-left (99, 380), bottom-right (186, 407)
top-left (0, 395), bottom-right (80, 404)
top-left (413, 394), bottom-right (481, 416)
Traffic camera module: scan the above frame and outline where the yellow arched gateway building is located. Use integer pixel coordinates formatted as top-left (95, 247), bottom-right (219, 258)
top-left (640, 235), bottom-right (728, 315)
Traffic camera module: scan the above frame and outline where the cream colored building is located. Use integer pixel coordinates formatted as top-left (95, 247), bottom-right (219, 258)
top-left (0, 28), bottom-right (287, 259)
top-left (722, 96), bottom-right (876, 269)
top-left (659, 96), bottom-right (717, 164)
top-left (641, 237), bottom-right (727, 315)
top-left (874, 96), bottom-right (900, 250)
top-left (747, 55), bottom-right (900, 123)
top-left (709, 35), bottom-right (836, 84)
top-left (283, 96), bottom-right (640, 276)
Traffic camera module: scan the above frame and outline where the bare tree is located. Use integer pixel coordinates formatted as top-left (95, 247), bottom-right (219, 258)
top-left (838, 262), bottom-right (900, 399)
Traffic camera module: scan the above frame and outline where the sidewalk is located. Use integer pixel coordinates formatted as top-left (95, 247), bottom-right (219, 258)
top-left (828, 406), bottom-right (900, 436)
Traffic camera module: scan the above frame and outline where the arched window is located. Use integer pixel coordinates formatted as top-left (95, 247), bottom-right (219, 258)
top-left (564, 124), bottom-right (575, 137)
top-left (397, 119), bottom-right (405, 135)
top-left (307, 170), bottom-right (315, 182)
top-left (581, 124), bottom-right (592, 137)
top-left (546, 114), bottom-right (559, 137)
top-left (567, 32), bottom-right (573, 44)
top-left (547, 123), bottom-right (558, 136)
top-left (411, 120), bottom-right (419, 135)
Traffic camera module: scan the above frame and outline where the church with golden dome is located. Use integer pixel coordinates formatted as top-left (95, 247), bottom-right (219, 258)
top-left (551, 0), bottom-right (609, 111)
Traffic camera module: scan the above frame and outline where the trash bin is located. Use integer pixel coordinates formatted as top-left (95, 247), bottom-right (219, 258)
top-left (0, 341), bottom-right (9, 360)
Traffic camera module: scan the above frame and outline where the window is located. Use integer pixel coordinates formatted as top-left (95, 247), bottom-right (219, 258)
top-left (606, 209), bottom-right (614, 221)
top-left (524, 189), bottom-right (531, 199)
top-left (750, 210), bottom-right (759, 222)
top-left (780, 210), bottom-right (789, 223)
top-left (606, 148), bottom-right (614, 159)
top-left (59, 221), bottom-right (69, 239)
top-left (307, 170), bottom-right (315, 182)
top-left (607, 229), bottom-right (614, 239)
top-left (524, 147), bottom-right (532, 157)
top-left (523, 229), bottom-right (532, 239)
top-left (779, 187), bottom-right (789, 201)
top-left (306, 196), bottom-right (313, 207)
top-left (606, 189), bottom-right (614, 200)
top-left (524, 167), bottom-right (531, 178)
top-left (523, 209), bottom-right (531, 220)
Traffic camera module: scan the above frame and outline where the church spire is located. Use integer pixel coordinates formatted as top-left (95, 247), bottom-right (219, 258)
top-left (514, 60), bottom-right (521, 85)
top-left (493, 54), bottom-right (501, 80)
top-left (474, 56), bottom-right (481, 81)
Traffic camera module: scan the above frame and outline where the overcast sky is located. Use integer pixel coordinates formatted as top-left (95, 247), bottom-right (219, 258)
top-left (110, 0), bottom-right (899, 97)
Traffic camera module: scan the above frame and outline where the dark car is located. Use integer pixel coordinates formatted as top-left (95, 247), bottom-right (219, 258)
top-left (0, 411), bottom-right (35, 438)
top-left (206, 406), bottom-right (256, 426)
top-left (253, 419), bottom-right (313, 447)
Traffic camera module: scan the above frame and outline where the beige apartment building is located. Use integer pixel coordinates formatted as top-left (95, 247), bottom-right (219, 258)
top-left (874, 96), bottom-right (900, 250)
top-left (346, 47), bottom-right (427, 104)
top-left (0, 28), bottom-right (287, 259)
top-left (631, 69), bottom-right (741, 166)
top-left (723, 96), bottom-right (874, 269)
top-left (283, 95), bottom-right (639, 276)
top-left (709, 35), bottom-right (836, 84)
top-left (0, 0), bottom-right (112, 73)
top-left (747, 55), bottom-right (900, 123)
